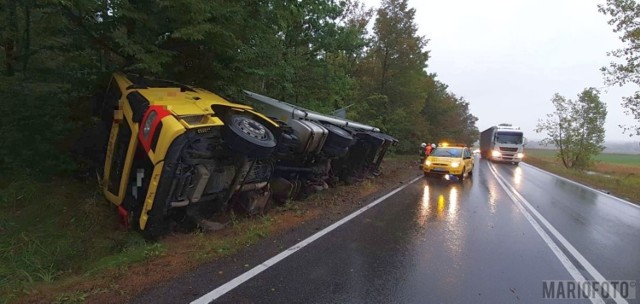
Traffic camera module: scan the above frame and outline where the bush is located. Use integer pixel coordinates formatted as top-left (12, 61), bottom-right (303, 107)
top-left (0, 77), bottom-right (91, 179)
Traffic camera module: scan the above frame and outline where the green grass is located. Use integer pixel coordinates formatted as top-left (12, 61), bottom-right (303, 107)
top-left (594, 153), bottom-right (640, 166)
top-left (0, 175), bottom-right (162, 302)
top-left (524, 149), bottom-right (640, 204)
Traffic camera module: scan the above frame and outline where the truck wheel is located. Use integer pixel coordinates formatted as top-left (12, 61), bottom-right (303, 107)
top-left (141, 203), bottom-right (171, 241)
top-left (223, 114), bottom-right (277, 159)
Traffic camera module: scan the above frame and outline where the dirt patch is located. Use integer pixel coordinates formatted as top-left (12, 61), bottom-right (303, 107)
top-left (14, 156), bottom-right (420, 304)
top-left (594, 162), bottom-right (640, 176)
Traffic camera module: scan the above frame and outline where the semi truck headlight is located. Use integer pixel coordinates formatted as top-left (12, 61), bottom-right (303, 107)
top-left (517, 153), bottom-right (524, 158)
top-left (492, 150), bottom-right (502, 157)
top-left (143, 110), bottom-right (158, 139)
top-left (451, 161), bottom-right (460, 168)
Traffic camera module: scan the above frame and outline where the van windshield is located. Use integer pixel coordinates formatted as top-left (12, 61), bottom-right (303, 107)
top-left (496, 132), bottom-right (523, 144)
top-left (431, 148), bottom-right (462, 158)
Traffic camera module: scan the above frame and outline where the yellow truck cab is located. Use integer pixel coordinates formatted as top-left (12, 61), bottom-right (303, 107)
top-left (422, 143), bottom-right (474, 181)
top-left (98, 73), bottom-right (281, 239)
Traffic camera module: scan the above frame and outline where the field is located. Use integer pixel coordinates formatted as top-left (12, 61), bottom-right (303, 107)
top-left (526, 149), bottom-right (640, 166)
top-left (524, 149), bottom-right (640, 204)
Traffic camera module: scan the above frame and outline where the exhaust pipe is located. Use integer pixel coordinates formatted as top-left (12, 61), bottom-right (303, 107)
top-left (236, 181), bottom-right (268, 192)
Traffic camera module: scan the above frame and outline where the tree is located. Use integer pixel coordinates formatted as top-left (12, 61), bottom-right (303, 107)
top-left (353, 0), bottom-right (433, 152)
top-left (598, 0), bottom-right (640, 136)
top-left (535, 88), bottom-right (608, 169)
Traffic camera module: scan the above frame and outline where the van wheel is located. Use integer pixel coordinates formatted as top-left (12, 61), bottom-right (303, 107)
top-left (468, 165), bottom-right (474, 177)
top-left (457, 167), bottom-right (465, 181)
top-left (223, 114), bottom-right (277, 159)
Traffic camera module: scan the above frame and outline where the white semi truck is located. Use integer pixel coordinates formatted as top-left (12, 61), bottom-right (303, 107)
top-left (479, 123), bottom-right (526, 164)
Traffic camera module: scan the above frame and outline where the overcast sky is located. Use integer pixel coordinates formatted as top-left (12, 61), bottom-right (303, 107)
top-left (360, 0), bottom-right (638, 142)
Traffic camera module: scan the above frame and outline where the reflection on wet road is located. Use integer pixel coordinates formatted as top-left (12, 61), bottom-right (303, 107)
top-left (417, 183), bottom-right (461, 224)
top-left (137, 158), bottom-right (640, 304)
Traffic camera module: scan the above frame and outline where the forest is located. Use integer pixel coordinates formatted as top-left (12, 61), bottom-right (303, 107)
top-left (0, 0), bottom-right (479, 178)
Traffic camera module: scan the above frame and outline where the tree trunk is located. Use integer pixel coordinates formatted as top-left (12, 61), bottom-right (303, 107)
top-left (380, 47), bottom-right (389, 93)
top-left (557, 121), bottom-right (570, 168)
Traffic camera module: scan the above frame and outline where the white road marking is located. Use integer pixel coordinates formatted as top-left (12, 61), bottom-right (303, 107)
top-left (190, 176), bottom-right (423, 304)
top-left (489, 163), bottom-right (628, 304)
top-left (521, 162), bottom-right (639, 209)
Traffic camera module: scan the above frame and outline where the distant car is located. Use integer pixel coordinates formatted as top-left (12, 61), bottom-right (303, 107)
top-left (423, 145), bottom-right (474, 181)
top-left (473, 148), bottom-right (480, 155)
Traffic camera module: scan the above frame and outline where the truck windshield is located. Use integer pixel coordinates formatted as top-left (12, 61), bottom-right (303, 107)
top-left (495, 132), bottom-right (523, 144)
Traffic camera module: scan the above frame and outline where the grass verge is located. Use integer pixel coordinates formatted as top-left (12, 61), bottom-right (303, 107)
top-left (524, 149), bottom-right (640, 204)
top-left (0, 175), bottom-right (164, 303)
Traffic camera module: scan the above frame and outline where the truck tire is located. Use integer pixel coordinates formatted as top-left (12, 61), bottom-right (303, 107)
top-left (141, 202), bottom-right (171, 241)
top-left (223, 114), bottom-right (277, 159)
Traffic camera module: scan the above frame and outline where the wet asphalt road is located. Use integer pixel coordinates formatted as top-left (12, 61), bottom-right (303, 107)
top-left (138, 158), bottom-right (640, 304)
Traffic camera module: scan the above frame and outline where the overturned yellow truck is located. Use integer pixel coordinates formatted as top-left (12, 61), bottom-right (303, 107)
top-left (96, 73), bottom-right (397, 240)
top-left (97, 73), bottom-right (283, 239)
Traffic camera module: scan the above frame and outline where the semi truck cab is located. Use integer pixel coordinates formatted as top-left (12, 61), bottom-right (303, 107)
top-left (480, 123), bottom-right (526, 164)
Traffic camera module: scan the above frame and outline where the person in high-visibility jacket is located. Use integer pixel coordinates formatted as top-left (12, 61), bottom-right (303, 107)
top-left (419, 143), bottom-right (427, 168)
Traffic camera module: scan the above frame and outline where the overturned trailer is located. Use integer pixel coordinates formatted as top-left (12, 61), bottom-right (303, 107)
top-left (243, 91), bottom-right (398, 201)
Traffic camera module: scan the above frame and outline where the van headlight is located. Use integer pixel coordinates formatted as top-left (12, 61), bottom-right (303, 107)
top-left (425, 160), bottom-right (432, 166)
top-left (517, 153), bottom-right (524, 158)
top-left (492, 150), bottom-right (502, 157)
top-left (451, 161), bottom-right (460, 168)
top-left (143, 110), bottom-right (158, 139)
